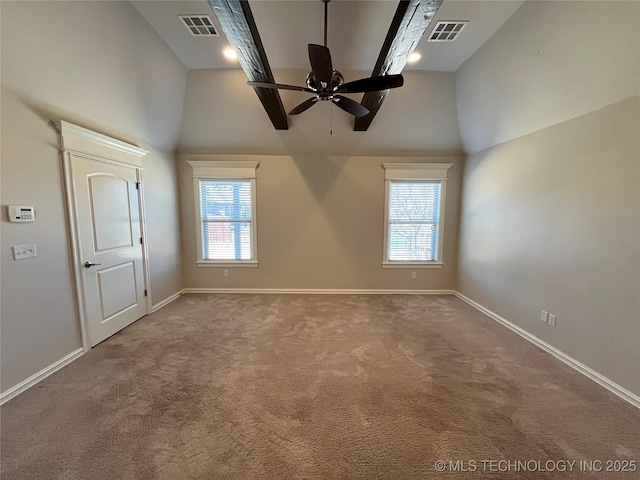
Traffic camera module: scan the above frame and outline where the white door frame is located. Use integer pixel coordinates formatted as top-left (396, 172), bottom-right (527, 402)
top-left (57, 121), bottom-right (152, 351)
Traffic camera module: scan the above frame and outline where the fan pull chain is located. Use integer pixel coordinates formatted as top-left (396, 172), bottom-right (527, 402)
top-left (330, 103), bottom-right (333, 135)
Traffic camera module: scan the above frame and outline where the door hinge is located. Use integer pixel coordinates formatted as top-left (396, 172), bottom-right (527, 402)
top-left (136, 182), bottom-right (140, 190)
top-left (140, 237), bottom-right (143, 245)
top-left (144, 289), bottom-right (148, 297)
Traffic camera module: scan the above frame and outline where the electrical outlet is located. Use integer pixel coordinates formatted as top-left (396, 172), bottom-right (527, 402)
top-left (223, 269), bottom-right (229, 277)
top-left (548, 314), bottom-right (556, 327)
top-left (540, 311), bottom-right (548, 323)
top-left (411, 271), bottom-right (417, 279)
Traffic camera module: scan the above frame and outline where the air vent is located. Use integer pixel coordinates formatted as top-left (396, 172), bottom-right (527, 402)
top-left (428, 21), bottom-right (468, 42)
top-left (179, 15), bottom-right (219, 37)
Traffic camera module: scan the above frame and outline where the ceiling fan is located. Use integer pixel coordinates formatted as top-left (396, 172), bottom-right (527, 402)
top-left (247, 0), bottom-right (404, 118)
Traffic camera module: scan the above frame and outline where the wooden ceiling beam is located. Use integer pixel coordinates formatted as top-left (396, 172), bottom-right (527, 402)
top-left (354, 0), bottom-right (443, 131)
top-left (207, 0), bottom-right (288, 130)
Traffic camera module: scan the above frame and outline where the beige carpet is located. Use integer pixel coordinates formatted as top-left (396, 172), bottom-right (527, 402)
top-left (1, 294), bottom-right (638, 479)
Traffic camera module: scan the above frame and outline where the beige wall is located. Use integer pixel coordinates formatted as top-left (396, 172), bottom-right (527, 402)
top-left (143, 146), bottom-right (184, 305)
top-left (455, 0), bottom-right (640, 396)
top-left (1, 0), bottom-right (186, 150)
top-left (1, 2), bottom-right (186, 393)
top-left (457, 97), bottom-right (640, 396)
top-left (456, 0), bottom-right (640, 153)
top-left (1, 89), bottom-right (82, 392)
top-left (3, 0), bottom-right (638, 402)
top-left (178, 69), bottom-right (463, 155)
top-left (177, 66), bottom-right (464, 290)
top-left (179, 155), bottom-right (462, 290)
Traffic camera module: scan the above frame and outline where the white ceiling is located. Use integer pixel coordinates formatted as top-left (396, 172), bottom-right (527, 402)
top-left (131, 0), bottom-right (524, 73)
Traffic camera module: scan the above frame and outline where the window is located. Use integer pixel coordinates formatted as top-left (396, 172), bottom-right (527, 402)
top-left (387, 182), bottom-right (441, 261)
top-left (188, 161), bottom-right (259, 267)
top-left (199, 180), bottom-right (253, 260)
top-left (382, 163), bottom-right (452, 268)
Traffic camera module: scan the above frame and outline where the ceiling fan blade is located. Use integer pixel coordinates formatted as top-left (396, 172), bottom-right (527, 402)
top-left (332, 95), bottom-right (370, 118)
top-left (289, 97), bottom-right (319, 115)
top-left (308, 44), bottom-right (333, 85)
top-left (338, 74), bottom-right (404, 93)
top-left (247, 81), bottom-right (312, 92)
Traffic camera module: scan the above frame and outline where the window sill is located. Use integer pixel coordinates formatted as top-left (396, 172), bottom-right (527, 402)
top-left (382, 262), bottom-right (443, 269)
top-left (197, 261), bottom-right (259, 268)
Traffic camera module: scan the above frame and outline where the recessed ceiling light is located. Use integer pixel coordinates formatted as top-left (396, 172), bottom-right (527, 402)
top-left (223, 48), bottom-right (238, 60)
top-left (408, 52), bottom-right (421, 63)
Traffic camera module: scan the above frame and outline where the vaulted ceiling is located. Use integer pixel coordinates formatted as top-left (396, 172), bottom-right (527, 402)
top-left (131, 0), bottom-right (523, 130)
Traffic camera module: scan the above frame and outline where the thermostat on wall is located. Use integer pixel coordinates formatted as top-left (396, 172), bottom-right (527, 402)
top-left (7, 205), bottom-right (35, 222)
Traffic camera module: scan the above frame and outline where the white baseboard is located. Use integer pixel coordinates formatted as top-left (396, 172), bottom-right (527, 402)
top-left (1, 289), bottom-right (183, 404)
top-left (453, 291), bottom-right (640, 409)
top-left (151, 291), bottom-right (183, 312)
top-left (6, 291), bottom-right (636, 410)
top-left (0, 347), bottom-right (84, 405)
top-left (0, 289), bottom-right (450, 404)
top-left (182, 288), bottom-right (456, 295)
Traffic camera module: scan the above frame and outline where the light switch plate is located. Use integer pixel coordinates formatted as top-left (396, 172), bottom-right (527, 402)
top-left (12, 243), bottom-right (37, 260)
top-left (548, 314), bottom-right (556, 327)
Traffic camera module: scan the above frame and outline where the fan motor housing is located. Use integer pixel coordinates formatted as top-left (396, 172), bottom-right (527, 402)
top-left (306, 70), bottom-right (344, 99)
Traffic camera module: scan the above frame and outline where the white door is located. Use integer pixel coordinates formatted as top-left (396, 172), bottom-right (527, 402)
top-left (70, 154), bottom-right (147, 346)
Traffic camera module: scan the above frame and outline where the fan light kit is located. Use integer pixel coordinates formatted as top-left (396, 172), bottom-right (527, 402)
top-left (247, 0), bottom-right (404, 118)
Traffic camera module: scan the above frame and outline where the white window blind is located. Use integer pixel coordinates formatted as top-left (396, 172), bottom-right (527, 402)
top-left (188, 160), bottom-right (259, 267)
top-left (199, 180), bottom-right (254, 261)
top-left (382, 162), bottom-right (451, 267)
top-left (388, 181), bottom-right (441, 261)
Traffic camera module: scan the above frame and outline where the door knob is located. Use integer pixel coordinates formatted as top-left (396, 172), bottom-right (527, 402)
top-left (84, 261), bottom-right (102, 268)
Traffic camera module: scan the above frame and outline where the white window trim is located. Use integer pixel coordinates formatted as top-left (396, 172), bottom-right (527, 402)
top-left (188, 161), bottom-right (259, 268)
top-left (382, 163), bottom-right (452, 268)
